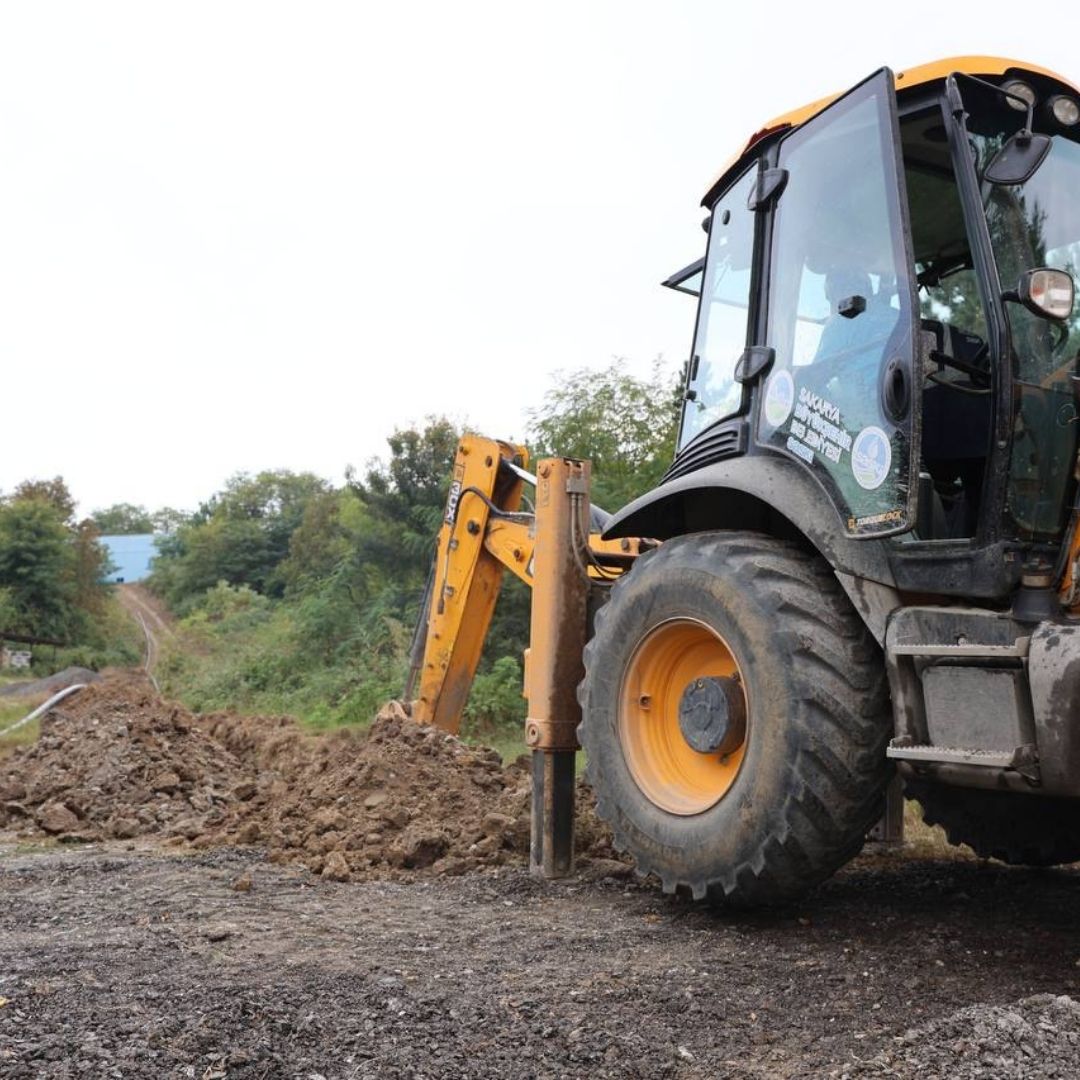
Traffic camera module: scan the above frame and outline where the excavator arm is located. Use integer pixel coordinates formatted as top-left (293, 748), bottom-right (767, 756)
top-left (406, 433), bottom-right (640, 734)
top-left (405, 433), bottom-right (642, 878)
top-left (406, 435), bottom-right (532, 732)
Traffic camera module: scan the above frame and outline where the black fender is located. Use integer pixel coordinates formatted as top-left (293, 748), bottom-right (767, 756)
top-left (601, 454), bottom-right (898, 588)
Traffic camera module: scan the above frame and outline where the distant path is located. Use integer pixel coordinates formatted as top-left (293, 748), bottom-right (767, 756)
top-left (115, 584), bottom-right (174, 689)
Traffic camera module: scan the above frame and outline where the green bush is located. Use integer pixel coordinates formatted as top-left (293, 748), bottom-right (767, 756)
top-left (463, 656), bottom-right (526, 735)
top-left (148, 363), bottom-right (679, 744)
top-left (28, 592), bottom-right (142, 673)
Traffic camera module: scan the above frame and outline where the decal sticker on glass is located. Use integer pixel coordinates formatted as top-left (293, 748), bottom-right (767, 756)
top-left (850, 426), bottom-right (892, 490)
top-left (790, 386), bottom-right (853, 465)
top-left (763, 369), bottom-right (795, 428)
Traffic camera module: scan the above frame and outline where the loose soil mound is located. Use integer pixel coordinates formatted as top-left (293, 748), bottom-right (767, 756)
top-left (0, 677), bottom-right (248, 842)
top-left (847, 994), bottom-right (1080, 1078)
top-left (0, 675), bottom-right (618, 881)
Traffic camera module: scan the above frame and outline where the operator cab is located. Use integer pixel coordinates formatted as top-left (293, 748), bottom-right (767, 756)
top-left (656, 58), bottom-right (1080, 600)
top-left (901, 79), bottom-right (1080, 545)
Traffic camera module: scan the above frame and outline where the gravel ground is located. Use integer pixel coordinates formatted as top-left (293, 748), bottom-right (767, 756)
top-left (3, 844), bottom-right (1080, 1078)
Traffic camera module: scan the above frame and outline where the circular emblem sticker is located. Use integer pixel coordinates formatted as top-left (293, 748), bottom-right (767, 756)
top-left (763, 369), bottom-right (795, 428)
top-left (851, 426), bottom-right (892, 490)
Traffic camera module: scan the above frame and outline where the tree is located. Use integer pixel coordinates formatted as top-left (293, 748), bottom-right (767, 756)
top-left (91, 503), bottom-right (154, 535)
top-left (527, 358), bottom-right (682, 511)
top-left (347, 417), bottom-right (461, 584)
top-left (278, 489), bottom-right (357, 597)
top-left (150, 470), bottom-right (329, 605)
top-left (72, 519), bottom-right (111, 618)
top-left (0, 588), bottom-right (17, 634)
top-left (11, 477), bottom-right (76, 524)
top-left (151, 507), bottom-right (189, 535)
top-left (0, 499), bottom-right (78, 639)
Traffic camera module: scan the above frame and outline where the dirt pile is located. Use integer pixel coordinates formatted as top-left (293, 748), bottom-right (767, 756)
top-left (0, 678), bottom-right (248, 843)
top-left (202, 702), bottom-right (541, 878)
top-left (846, 994), bottom-right (1080, 1078)
top-left (0, 675), bottom-right (618, 881)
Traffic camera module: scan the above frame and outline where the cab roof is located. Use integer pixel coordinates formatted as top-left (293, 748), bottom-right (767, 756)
top-left (704, 56), bottom-right (1080, 205)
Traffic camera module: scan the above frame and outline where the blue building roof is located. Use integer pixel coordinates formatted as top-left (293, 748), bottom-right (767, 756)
top-left (100, 534), bottom-right (158, 584)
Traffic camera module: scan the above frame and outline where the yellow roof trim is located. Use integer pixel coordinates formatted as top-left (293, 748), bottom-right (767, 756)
top-left (704, 56), bottom-right (1079, 204)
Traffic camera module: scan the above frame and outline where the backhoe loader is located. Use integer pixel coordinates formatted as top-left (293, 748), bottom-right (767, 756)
top-left (407, 56), bottom-right (1080, 905)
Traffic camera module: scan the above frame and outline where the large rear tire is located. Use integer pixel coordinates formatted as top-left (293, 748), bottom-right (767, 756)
top-left (578, 532), bottom-right (891, 906)
top-left (907, 781), bottom-right (1080, 867)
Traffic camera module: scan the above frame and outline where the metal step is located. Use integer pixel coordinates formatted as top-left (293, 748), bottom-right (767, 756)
top-left (886, 742), bottom-right (1017, 768)
top-left (889, 640), bottom-right (1029, 659)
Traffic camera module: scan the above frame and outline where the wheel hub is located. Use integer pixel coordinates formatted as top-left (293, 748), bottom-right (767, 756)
top-left (678, 676), bottom-right (746, 755)
top-left (618, 617), bottom-right (750, 815)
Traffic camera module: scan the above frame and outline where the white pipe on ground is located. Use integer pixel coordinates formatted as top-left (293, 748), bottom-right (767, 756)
top-left (0, 683), bottom-right (88, 739)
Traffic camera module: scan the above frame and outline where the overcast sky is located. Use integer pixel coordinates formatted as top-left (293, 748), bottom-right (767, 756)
top-left (1, 1), bottom-right (1075, 514)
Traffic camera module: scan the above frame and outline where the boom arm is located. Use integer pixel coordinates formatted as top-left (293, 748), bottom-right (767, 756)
top-left (407, 434), bottom-right (640, 734)
top-left (408, 435), bottom-right (531, 733)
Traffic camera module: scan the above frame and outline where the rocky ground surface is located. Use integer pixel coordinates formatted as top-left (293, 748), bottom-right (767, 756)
top-left (3, 674), bottom-right (1080, 1077)
top-left (2, 846), bottom-right (1080, 1078)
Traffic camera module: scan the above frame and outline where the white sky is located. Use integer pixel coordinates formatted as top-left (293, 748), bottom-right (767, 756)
top-left (1, 1), bottom-right (1076, 514)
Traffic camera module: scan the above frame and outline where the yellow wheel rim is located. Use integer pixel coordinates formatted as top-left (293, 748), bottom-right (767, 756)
top-left (619, 618), bottom-right (748, 816)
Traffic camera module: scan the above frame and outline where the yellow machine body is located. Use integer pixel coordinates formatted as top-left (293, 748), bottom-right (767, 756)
top-left (406, 55), bottom-right (1080, 895)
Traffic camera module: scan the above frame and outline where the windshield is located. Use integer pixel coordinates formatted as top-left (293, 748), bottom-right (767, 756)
top-left (965, 89), bottom-right (1080, 541)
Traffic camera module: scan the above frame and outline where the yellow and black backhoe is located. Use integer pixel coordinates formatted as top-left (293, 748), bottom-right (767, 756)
top-left (407, 57), bottom-right (1080, 905)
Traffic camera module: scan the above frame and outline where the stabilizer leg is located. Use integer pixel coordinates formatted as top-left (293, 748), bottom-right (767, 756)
top-left (525, 457), bottom-right (591, 879)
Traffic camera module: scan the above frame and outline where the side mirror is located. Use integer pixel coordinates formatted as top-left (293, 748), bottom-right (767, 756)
top-left (1018, 268), bottom-right (1075, 322)
top-left (984, 130), bottom-right (1052, 185)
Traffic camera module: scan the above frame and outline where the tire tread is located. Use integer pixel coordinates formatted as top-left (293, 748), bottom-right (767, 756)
top-left (578, 530), bottom-right (891, 906)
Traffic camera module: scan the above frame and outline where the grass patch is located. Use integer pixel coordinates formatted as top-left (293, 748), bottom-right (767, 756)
top-left (460, 725), bottom-right (529, 766)
top-left (0, 698), bottom-right (44, 759)
top-left (0, 839), bottom-right (58, 857)
top-left (157, 584), bottom-right (405, 732)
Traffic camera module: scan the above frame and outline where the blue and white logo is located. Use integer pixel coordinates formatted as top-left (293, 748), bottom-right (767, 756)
top-left (851, 426), bottom-right (892, 490)
top-left (763, 369), bottom-right (795, 429)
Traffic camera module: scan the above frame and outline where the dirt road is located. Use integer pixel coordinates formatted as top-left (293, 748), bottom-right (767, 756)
top-left (3, 843), bottom-right (1080, 1078)
top-left (115, 585), bottom-right (174, 684)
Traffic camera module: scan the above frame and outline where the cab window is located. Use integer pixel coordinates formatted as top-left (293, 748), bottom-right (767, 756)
top-left (678, 168), bottom-right (757, 449)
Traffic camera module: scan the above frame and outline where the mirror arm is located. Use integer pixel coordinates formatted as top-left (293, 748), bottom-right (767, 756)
top-left (951, 72), bottom-right (1037, 139)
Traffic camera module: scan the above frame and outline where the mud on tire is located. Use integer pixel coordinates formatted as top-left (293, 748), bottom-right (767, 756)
top-left (577, 531), bottom-right (891, 906)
